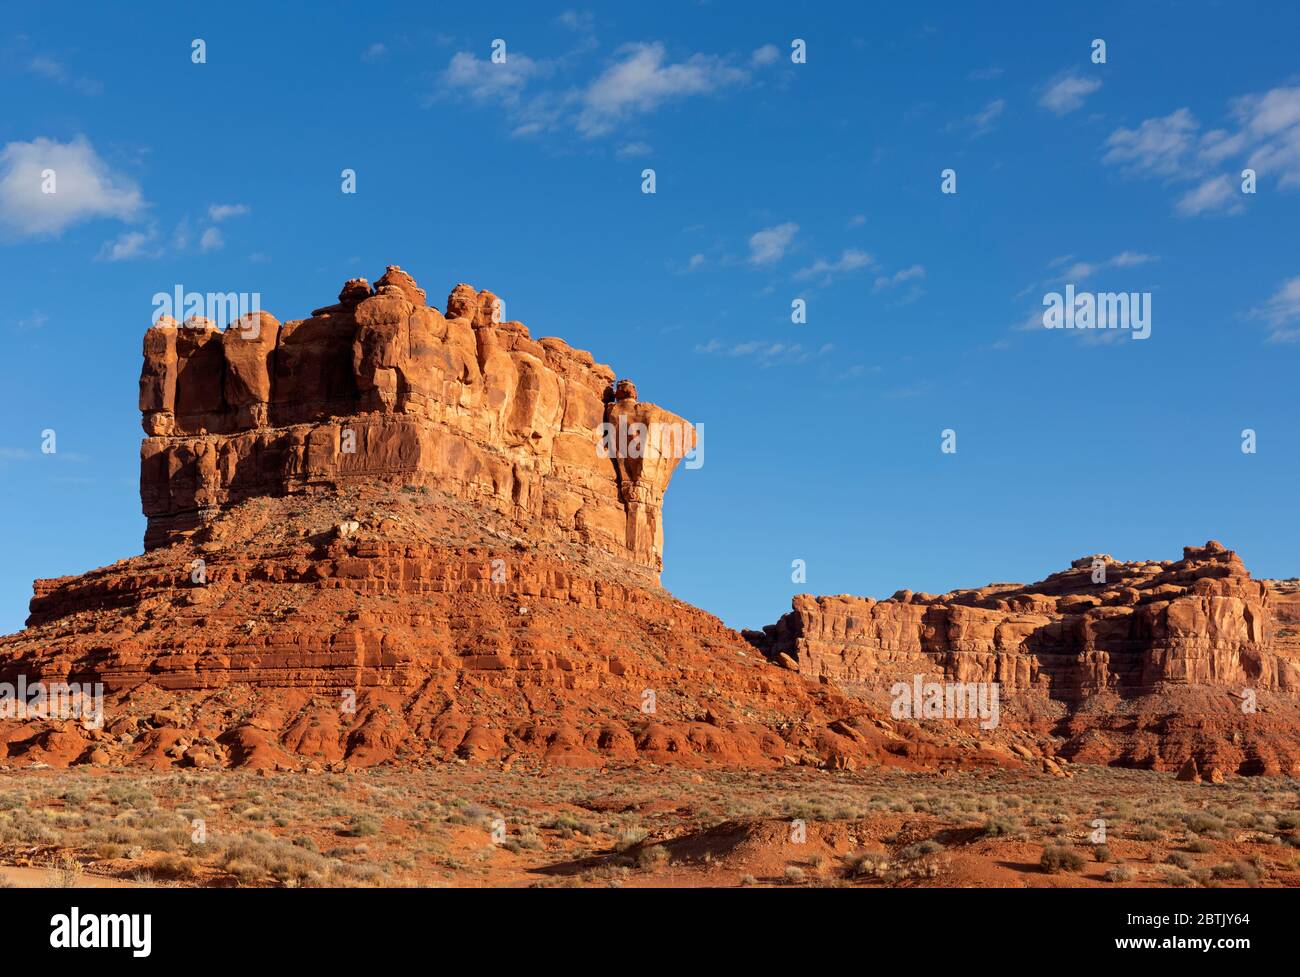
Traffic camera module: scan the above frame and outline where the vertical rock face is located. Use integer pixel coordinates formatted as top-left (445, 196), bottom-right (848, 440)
top-left (747, 542), bottom-right (1300, 773)
top-left (138, 266), bottom-right (693, 576)
top-left (752, 543), bottom-right (1289, 695)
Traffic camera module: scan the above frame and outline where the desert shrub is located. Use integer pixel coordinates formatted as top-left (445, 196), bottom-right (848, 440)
top-left (1183, 813), bottom-right (1224, 835)
top-left (635, 845), bottom-right (668, 870)
top-left (151, 853), bottom-right (199, 880)
top-left (613, 828), bottom-right (648, 853)
top-left (898, 840), bottom-right (944, 861)
top-left (783, 866), bottom-right (806, 884)
top-left (1104, 865), bottom-right (1134, 883)
top-left (982, 817), bottom-right (1017, 838)
top-left (1092, 844), bottom-right (1112, 863)
top-left (1040, 844), bottom-right (1086, 874)
top-left (1167, 851), bottom-right (1196, 870)
top-left (342, 817), bottom-right (380, 838)
top-left (843, 851), bottom-right (891, 879)
top-left (1211, 860), bottom-right (1260, 885)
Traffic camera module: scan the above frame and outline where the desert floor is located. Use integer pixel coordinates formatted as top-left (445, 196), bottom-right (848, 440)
top-left (2, 763), bottom-right (1298, 888)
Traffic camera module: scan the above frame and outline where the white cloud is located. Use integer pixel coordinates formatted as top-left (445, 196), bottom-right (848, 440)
top-left (1176, 175), bottom-right (1241, 216)
top-left (1231, 86), bottom-right (1300, 189)
top-left (1056, 252), bottom-right (1159, 281)
top-left (208, 202), bottom-right (249, 222)
top-left (1249, 275), bottom-right (1300, 342)
top-left (616, 141), bottom-right (652, 158)
top-left (438, 41), bottom-right (756, 140)
top-left (695, 337), bottom-right (833, 365)
top-left (1109, 251), bottom-right (1158, 267)
top-left (795, 248), bottom-right (873, 282)
top-left (1101, 86), bottom-right (1300, 215)
top-left (577, 43), bottom-right (747, 137)
top-left (751, 44), bottom-right (779, 67)
top-left (361, 42), bottom-right (386, 63)
top-left (556, 10), bottom-right (595, 32)
top-left (24, 55), bottom-right (102, 96)
top-left (1039, 73), bottom-right (1102, 115)
top-left (969, 66), bottom-right (1004, 81)
top-left (441, 50), bottom-right (553, 107)
top-left (748, 222), bottom-right (798, 265)
top-left (199, 227), bottom-right (223, 252)
top-left (0, 136), bottom-right (143, 238)
top-left (847, 214), bottom-right (866, 227)
top-left (96, 228), bottom-right (157, 262)
top-left (15, 310), bottom-right (48, 331)
top-left (1103, 108), bottom-right (1198, 177)
top-left (687, 253), bottom-right (705, 271)
top-left (949, 99), bottom-right (1005, 136)
top-left (873, 264), bottom-right (925, 291)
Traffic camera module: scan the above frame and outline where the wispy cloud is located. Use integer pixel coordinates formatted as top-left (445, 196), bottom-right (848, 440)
top-left (576, 42), bottom-right (748, 137)
top-left (695, 337), bottom-right (834, 366)
top-left (1103, 108), bottom-right (1198, 178)
top-left (948, 98), bottom-right (1005, 136)
top-left (1039, 72), bottom-right (1102, 115)
top-left (1101, 86), bottom-right (1300, 216)
top-left (14, 310), bottom-right (48, 331)
top-left (747, 222), bottom-right (798, 265)
top-left (794, 248), bottom-right (873, 283)
top-left (1060, 252), bottom-right (1158, 280)
top-left (1249, 275), bottom-right (1300, 342)
top-left (96, 228), bottom-right (157, 262)
top-left (208, 202), bottom-right (249, 222)
top-left (199, 227), bottom-right (223, 252)
top-left (436, 39), bottom-right (769, 140)
top-left (556, 10), bottom-right (595, 33)
top-left (873, 264), bottom-right (925, 292)
top-left (23, 54), bottom-right (102, 96)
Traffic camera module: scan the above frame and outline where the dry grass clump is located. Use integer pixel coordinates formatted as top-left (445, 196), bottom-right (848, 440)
top-left (1039, 843), bottom-right (1086, 874)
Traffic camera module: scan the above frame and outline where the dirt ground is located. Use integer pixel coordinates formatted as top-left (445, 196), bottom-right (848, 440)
top-left (2, 762), bottom-right (1298, 888)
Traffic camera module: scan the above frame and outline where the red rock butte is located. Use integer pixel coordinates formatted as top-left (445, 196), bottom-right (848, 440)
top-left (1, 266), bottom-right (1000, 773)
top-left (138, 266), bottom-right (690, 577)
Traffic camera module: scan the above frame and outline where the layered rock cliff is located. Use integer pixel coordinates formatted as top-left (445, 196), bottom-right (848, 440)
top-left (139, 266), bottom-right (690, 577)
top-left (748, 543), bottom-right (1300, 774)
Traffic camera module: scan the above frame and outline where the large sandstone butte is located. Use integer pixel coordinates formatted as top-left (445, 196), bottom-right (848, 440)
top-left (747, 544), bottom-right (1300, 776)
top-left (0, 267), bottom-right (1005, 773)
top-left (138, 265), bottom-right (686, 576)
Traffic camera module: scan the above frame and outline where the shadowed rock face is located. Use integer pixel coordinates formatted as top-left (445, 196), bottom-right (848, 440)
top-left (747, 542), bottom-right (1300, 774)
top-left (138, 266), bottom-right (691, 576)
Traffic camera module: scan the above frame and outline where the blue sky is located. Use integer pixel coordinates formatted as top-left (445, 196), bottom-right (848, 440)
top-left (2, 1), bottom-right (1299, 636)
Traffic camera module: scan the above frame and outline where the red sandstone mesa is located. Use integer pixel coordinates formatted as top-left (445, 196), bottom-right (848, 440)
top-left (747, 543), bottom-right (1300, 776)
